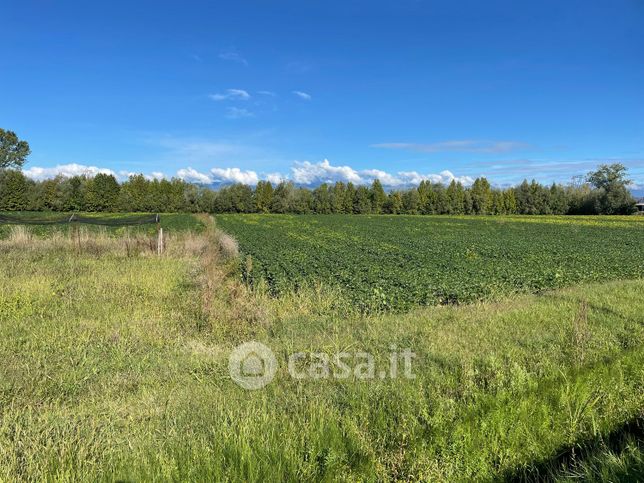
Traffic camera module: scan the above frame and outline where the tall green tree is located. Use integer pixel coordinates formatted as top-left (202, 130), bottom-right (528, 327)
top-left (433, 184), bottom-right (448, 214)
top-left (291, 188), bottom-right (313, 213)
top-left (370, 179), bottom-right (387, 214)
top-left (0, 129), bottom-right (30, 169)
top-left (344, 183), bottom-right (357, 213)
top-left (549, 183), bottom-right (569, 215)
top-left (388, 191), bottom-right (403, 214)
top-left (61, 176), bottom-right (85, 211)
top-left (224, 184), bottom-right (253, 213)
top-left (254, 181), bottom-right (274, 213)
top-left (402, 189), bottom-right (420, 214)
top-left (353, 186), bottom-right (372, 214)
top-left (38, 177), bottom-right (63, 211)
top-left (271, 181), bottom-right (296, 213)
top-left (490, 190), bottom-right (505, 215)
top-left (470, 177), bottom-right (492, 214)
top-left (0, 169), bottom-right (29, 210)
top-left (586, 163), bottom-right (636, 214)
top-left (84, 173), bottom-right (120, 211)
top-left (417, 181), bottom-right (433, 214)
top-left (446, 180), bottom-right (465, 214)
top-left (120, 174), bottom-right (151, 211)
top-left (330, 182), bottom-right (347, 213)
top-left (503, 189), bottom-right (517, 214)
top-left (312, 183), bottom-right (332, 213)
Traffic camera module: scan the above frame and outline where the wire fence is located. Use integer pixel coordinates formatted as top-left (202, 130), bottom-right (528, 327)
top-left (0, 213), bottom-right (165, 254)
top-left (0, 213), bottom-right (160, 226)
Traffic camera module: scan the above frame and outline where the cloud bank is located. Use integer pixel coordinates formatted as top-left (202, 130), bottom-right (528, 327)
top-left (171, 160), bottom-right (475, 187)
top-left (22, 159), bottom-right (475, 188)
top-left (290, 159), bottom-right (473, 186)
top-left (23, 163), bottom-right (117, 181)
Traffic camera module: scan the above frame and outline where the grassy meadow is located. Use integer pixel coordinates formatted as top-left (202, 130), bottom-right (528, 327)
top-left (0, 213), bottom-right (642, 481)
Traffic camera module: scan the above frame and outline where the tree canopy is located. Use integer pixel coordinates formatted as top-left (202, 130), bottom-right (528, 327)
top-left (0, 163), bottom-right (638, 216)
top-left (586, 164), bottom-right (636, 215)
top-left (0, 129), bottom-right (30, 169)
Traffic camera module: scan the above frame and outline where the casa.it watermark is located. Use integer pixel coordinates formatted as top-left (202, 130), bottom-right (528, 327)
top-left (228, 341), bottom-right (416, 390)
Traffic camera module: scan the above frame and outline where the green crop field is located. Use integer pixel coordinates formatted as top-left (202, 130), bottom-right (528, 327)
top-left (1, 213), bottom-right (642, 481)
top-left (216, 214), bottom-right (644, 311)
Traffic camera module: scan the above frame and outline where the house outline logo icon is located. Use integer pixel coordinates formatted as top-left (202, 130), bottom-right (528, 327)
top-left (229, 342), bottom-right (278, 390)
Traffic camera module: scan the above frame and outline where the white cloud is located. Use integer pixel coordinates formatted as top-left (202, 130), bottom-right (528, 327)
top-left (290, 159), bottom-right (474, 187)
top-left (226, 107), bottom-right (254, 119)
top-left (172, 160), bottom-right (473, 188)
top-left (21, 159), bottom-right (474, 188)
top-left (118, 170), bottom-right (138, 180)
top-left (360, 169), bottom-right (403, 186)
top-left (292, 90), bottom-right (312, 101)
top-left (265, 172), bottom-right (285, 184)
top-left (119, 170), bottom-right (168, 182)
top-left (218, 51), bottom-right (248, 66)
top-left (291, 159), bottom-right (362, 185)
top-left (210, 167), bottom-right (259, 185)
top-left (150, 171), bottom-right (166, 180)
top-left (371, 140), bottom-right (531, 154)
top-left (396, 170), bottom-right (475, 186)
top-left (176, 167), bottom-right (213, 184)
top-left (257, 90), bottom-right (276, 96)
top-left (23, 163), bottom-right (117, 181)
top-left (209, 89), bottom-right (251, 101)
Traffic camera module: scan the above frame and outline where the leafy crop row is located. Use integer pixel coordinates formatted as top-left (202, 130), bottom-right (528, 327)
top-left (216, 214), bottom-right (644, 311)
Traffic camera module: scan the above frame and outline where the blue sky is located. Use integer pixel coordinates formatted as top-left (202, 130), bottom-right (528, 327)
top-left (2, 0), bottom-right (643, 188)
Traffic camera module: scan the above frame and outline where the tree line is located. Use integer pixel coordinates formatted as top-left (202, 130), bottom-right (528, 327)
top-left (0, 164), bottom-right (637, 215)
top-left (0, 128), bottom-right (638, 215)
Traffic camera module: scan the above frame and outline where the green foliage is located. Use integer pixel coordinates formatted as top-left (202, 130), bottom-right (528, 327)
top-left (330, 181), bottom-right (348, 213)
top-left (370, 179), bottom-right (387, 213)
top-left (402, 188), bottom-right (420, 214)
top-left (84, 173), bottom-right (121, 211)
top-left (254, 180), bottom-right (274, 213)
top-left (353, 186), bottom-right (372, 214)
top-left (385, 191), bottom-right (403, 214)
top-left (270, 181), bottom-right (295, 213)
top-left (471, 177), bottom-right (492, 214)
top-left (0, 169), bottom-right (30, 210)
top-left (0, 173), bottom-right (214, 214)
top-left (0, 128), bottom-right (30, 169)
top-left (217, 214), bottom-right (644, 312)
top-left (586, 164), bottom-right (636, 215)
top-left (0, 165), bottom-right (639, 216)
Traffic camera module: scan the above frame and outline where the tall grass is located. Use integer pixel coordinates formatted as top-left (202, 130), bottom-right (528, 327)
top-left (0, 221), bottom-right (642, 480)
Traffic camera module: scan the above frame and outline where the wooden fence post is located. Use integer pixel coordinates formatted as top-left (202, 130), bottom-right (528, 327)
top-left (157, 226), bottom-right (164, 255)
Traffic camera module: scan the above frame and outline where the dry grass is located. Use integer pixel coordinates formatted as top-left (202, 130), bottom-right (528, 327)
top-left (571, 300), bottom-right (590, 366)
top-left (0, 224), bottom-right (213, 260)
top-left (192, 215), bottom-right (269, 332)
top-left (1, 225), bottom-right (156, 256)
top-left (217, 231), bottom-right (239, 258)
